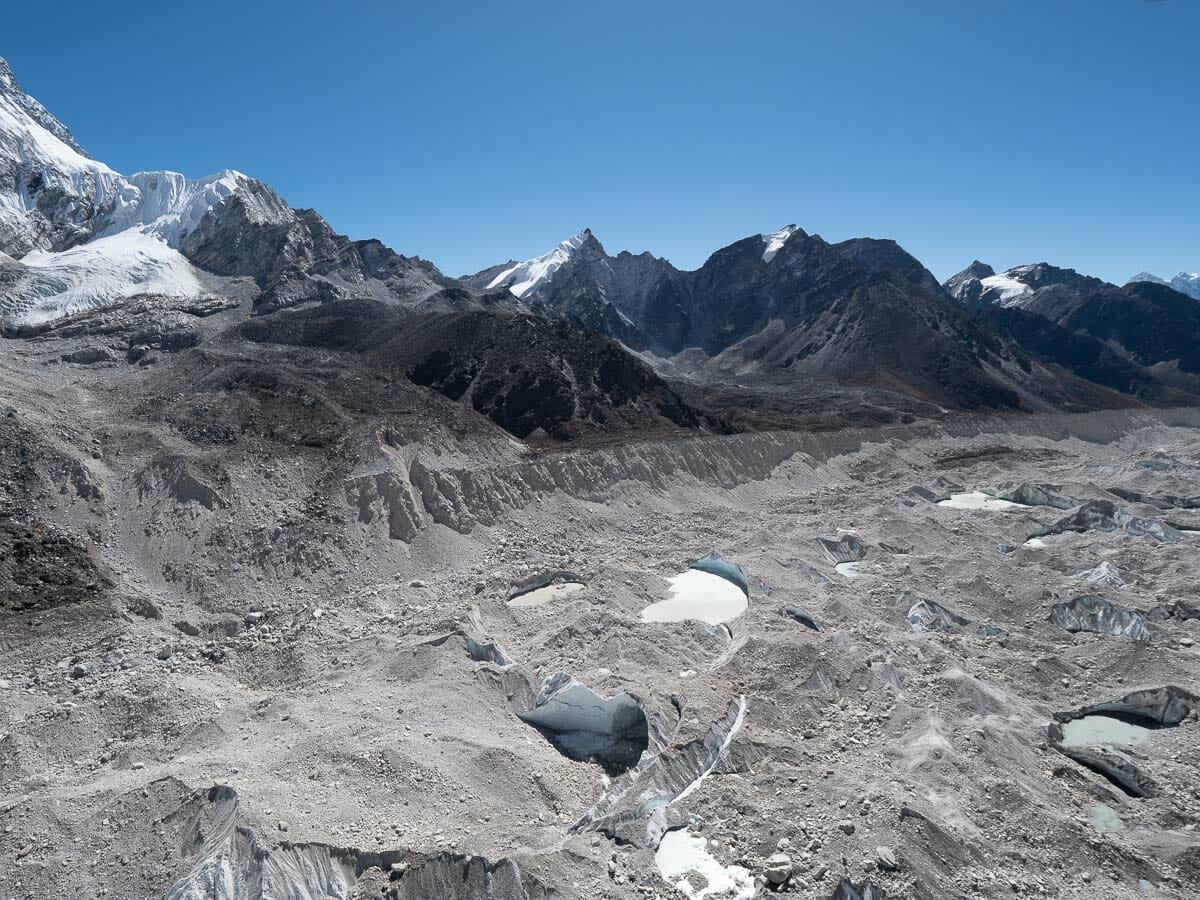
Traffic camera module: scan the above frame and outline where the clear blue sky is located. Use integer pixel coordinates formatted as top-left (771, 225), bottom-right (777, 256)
top-left (4, 0), bottom-right (1196, 282)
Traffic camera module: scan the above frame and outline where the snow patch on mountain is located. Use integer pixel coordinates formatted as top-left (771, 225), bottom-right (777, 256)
top-left (10, 230), bottom-right (204, 324)
top-left (486, 229), bottom-right (592, 298)
top-left (980, 271), bottom-right (1033, 306)
top-left (760, 224), bottom-right (799, 263)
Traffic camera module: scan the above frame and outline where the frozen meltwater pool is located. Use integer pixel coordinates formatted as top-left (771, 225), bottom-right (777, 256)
top-left (1060, 715), bottom-right (1153, 749)
top-left (655, 829), bottom-right (756, 900)
top-left (1088, 802), bottom-right (1125, 834)
top-left (641, 569), bottom-right (748, 625)
top-left (508, 582), bottom-right (585, 608)
top-left (938, 491), bottom-right (1021, 511)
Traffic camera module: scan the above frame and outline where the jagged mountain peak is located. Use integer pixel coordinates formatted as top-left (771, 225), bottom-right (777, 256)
top-left (760, 224), bottom-right (801, 263)
top-left (1128, 269), bottom-right (1200, 301)
top-left (0, 55), bottom-right (86, 156)
top-left (481, 227), bottom-right (605, 299)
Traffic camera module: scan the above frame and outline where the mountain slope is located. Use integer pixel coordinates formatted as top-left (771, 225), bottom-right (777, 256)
top-left (473, 227), bottom-right (1146, 412)
top-left (239, 298), bottom-right (706, 442)
top-left (946, 261), bottom-right (1200, 379)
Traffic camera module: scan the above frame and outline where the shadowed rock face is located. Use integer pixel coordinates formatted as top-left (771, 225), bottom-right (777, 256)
top-left (0, 520), bottom-right (112, 611)
top-left (945, 261), bottom-right (1200, 377)
top-left (1049, 595), bottom-right (1152, 641)
top-left (240, 301), bottom-right (706, 442)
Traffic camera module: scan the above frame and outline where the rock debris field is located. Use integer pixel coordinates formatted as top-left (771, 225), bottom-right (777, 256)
top-left (2, 330), bottom-right (1200, 900)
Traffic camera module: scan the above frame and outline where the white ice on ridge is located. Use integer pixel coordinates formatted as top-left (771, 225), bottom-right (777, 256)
top-left (980, 271), bottom-right (1033, 306)
top-left (486, 228), bottom-right (592, 298)
top-left (760, 224), bottom-right (799, 263)
top-left (96, 169), bottom-right (251, 248)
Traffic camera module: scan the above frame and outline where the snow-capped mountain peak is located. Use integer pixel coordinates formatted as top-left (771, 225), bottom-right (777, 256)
top-left (0, 57), bottom-right (87, 156)
top-left (0, 56), bottom-right (296, 323)
top-left (486, 228), bottom-right (595, 298)
top-left (760, 224), bottom-right (799, 263)
top-left (1127, 270), bottom-right (1200, 301)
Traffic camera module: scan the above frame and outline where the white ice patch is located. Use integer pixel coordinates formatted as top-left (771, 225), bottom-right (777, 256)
top-left (981, 272), bottom-right (1032, 306)
top-left (655, 829), bottom-right (756, 900)
top-left (836, 561), bottom-right (865, 579)
top-left (760, 224), bottom-right (799, 263)
top-left (1024, 537), bottom-right (1049, 549)
top-left (487, 229), bottom-right (590, 298)
top-left (640, 569), bottom-right (748, 625)
top-left (938, 491), bottom-right (1021, 511)
top-left (14, 229), bottom-right (204, 323)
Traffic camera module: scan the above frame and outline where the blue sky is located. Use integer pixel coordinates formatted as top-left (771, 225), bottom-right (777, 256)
top-left (4, 0), bottom-right (1196, 282)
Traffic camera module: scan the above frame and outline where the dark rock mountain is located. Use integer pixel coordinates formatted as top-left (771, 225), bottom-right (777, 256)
top-left (240, 299), bottom-right (706, 442)
top-left (180, 180), bottom-right (467, 314)
top-left (946, 261), bottom-right (1200, 380)
top-left (472, 227), bottom-right (1155, 412)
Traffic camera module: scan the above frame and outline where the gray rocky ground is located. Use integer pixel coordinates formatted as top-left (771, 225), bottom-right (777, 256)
top-left (1, 303), bottom-right (1199, 899)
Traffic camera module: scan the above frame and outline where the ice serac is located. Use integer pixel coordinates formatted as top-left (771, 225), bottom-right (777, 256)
top-left (572, 696), bottom-right (746, 846)
top-left (513, 672), bottom-right (650, 772)
top-left (1048, 595), bottom-right (1151, 641)
top-left (816, 534), bottom-right (867, 565)
top-left (1031, 499), bottom-right (1180, 543)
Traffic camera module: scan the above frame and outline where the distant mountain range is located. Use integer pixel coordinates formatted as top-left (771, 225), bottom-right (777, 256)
top-left (1, 53), bottom-right (1198, 436)
top-left (1127, 270), bottom-right (1200, 301)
